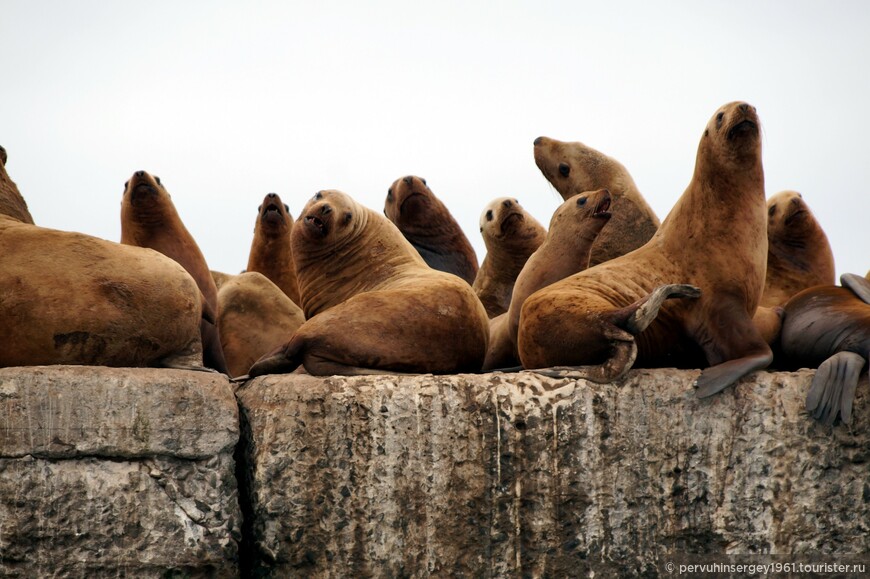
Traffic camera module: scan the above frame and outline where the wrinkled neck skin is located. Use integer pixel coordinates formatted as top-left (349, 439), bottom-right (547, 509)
top-left (247, 221), bottom-right (295, 276)
top-left (121, 192), bottom-right (178, 246)
top-left (507, 217), bottom-right (608, 342)
top-left (765, 220), bottom-right (835, 300)
top-left (482, 220), bottom-right (546, 282)
top-left (294, 207), bottom-right (426, 318)
top-left (0, 162), bottom-right (34, 224)
top-left (397, 195), bottom-right (464, 248)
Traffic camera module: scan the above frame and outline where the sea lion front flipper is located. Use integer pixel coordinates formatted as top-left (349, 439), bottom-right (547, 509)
top-left (806, 351), bottom-right (865, 425)
top-left (694, 352), bottom-right (773, 398)
top-left (840, 273), bottom-right (870, 305)
top-left (532, 326), bottom-right (638, 383)
top-left (620, 284), bottom-right (701, 334)
top-left (248, 335), bottom-right (304, 377)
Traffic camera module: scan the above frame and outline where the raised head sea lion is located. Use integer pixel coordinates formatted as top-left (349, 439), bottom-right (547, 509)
top-left (384, 175), bottom-right (479, 285)
top-left (779, 274), bottom-right (870, 425)
top-left (246, 192), bottom-right (301, 305)
top-left (762, 190), bottom-right (835, 307)
top-left (483, 188), bottom-right (612, 370)
top-left (533, 136), bottom-right (659, 266)
top-left (247, 189), bottom-right (489, 376)
top-left (216, 271), bottom-right (305, 379)
top-left (519, 102), bottom-right (772, 397)
top-left (121, 170), bottom-right (227, 373)
top-left (0, 146), bottom-right (35, 224)
top-left (472, 197), bottom-right (546, 317)
top-left (0, 221), bottom-right (205, 369)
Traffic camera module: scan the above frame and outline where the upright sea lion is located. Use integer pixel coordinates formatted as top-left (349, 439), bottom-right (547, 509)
top-left (247, 189), bottom-right (489, 377)
top-left (0, 219), bottom-right (206, 368)
top-left (761, 190), bottom-right (835, 307)
top-left (246, 192), bottom-right (301, 305)
top-left (121, 170), bottom-right (228, 374)
top-left (483, 189), bottom-right (612, 370)
top-left (533, 136), bottom-right (659, 266)
top-left (216, 272), bottom-right (305, 379)
top-left (519, 102), bottom-right (772, 397)
top-left (384, 175), bottom-right (479, 285)
top-left (472, 197), bottom-right (546, 317)
top-left (779, 274), bottom-right (870, 425)
top-left (0, 145), bottom-right (35, 224)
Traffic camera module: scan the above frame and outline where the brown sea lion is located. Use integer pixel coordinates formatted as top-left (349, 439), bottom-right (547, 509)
top-left (0, 145), bottom-right (35, 224)
top-left (247, 189), bottom-right (489, 377)
top-left (211, 270), bottom-right (236, 291)
top-left (472, 197), bottom-right (546, 318)
top-left (246, 192), bottom-right (301, 305)
top-left (483, 189), bottom-right (612, 370)
top-left (216, 272), bottom-right (305, 379)
top-left (384, 175), bottom-right (479, 285)
top-left (121, 170), bottom-right (228, 374)
top-left (779, 274), bottom-right (870, 425)
top-left (761, 190), bottom-right (835, 307)
top-left (519, 102), bottom-right (772, 397)
top-left (533, 136), bottom-right (659, 266)
top-left (0, 217), bottom-right (206, 369)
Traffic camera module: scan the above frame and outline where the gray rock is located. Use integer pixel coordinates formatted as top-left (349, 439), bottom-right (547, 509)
top-left (0, 366), bottom-right (240, 577)
top-left (237, 369), bottom-right (869, 577)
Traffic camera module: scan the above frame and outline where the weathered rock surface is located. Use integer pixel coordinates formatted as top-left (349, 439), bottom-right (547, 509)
top-left (237, 369), bottom-right (869, 577)
top-left (0, 366), bottom-right (240, 577)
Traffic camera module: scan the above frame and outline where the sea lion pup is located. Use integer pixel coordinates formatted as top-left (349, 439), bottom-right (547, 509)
top-left (121, 170), bottom-right (228, 374)
top-left (519, 102), bottom-right (772, 397)
top-left (216, 272), bottom-right (305, 378)
top-left (533, 136), bottom-right (659, 266)
top-left (0, 145), bottom-right (35, 223)
top-left (246, 192), bottom-right (301, 305)
top-left (0, 221), bottom-right (205, 369)
top-left (473, 197), bottom-right (546, 317)
top-left (482, 189), bottom-right (612, 371)
top-left (384, 175), bottom-right (479, 285)
top-left (247, 189), bottom-right (489, 377)
top-left (761, 190), bottom-right (835, 307)
top-left (779, 274), bottom-right (870, 425)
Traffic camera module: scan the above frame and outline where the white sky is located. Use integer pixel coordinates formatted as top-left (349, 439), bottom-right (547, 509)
top-left (2, 1), bottom-right (868, 278)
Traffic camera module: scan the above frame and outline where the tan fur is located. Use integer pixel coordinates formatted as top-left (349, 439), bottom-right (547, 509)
top-left (246, 192), bottom-right (301, 305)
top-left (216, 272), bottom-right (305, 378)
top-left (249, 189), bottom-right (489, 376)
top-left (0, 216), bottom-right (204, 368)
top-left (384, 175), bottom-right (479, 285)
top-left (472, 197), bottom-right (546, 317)
top-left (0, 146), bottom-right (35, 224)
top-left (520, 102), bottom-right (772, 394)
top-left (533, 136), bottom-right (659, 266)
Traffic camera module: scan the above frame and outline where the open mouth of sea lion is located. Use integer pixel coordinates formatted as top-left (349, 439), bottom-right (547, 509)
top-left (727, 119), bottom-right (757, 140)
top-left (262, 202), bottom-right (285, 224)
top-left (304, 214), bottom-right (328, 237)
top-left (593, 195), bottom-right (612, 218)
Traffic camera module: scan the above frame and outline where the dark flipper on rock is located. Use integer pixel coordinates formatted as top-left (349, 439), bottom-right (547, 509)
top-left (806, 350), bottom-right (865, 425)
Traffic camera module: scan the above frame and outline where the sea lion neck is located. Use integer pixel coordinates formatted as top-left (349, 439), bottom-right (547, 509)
top-left (0, 149), bottom-right (35, 224)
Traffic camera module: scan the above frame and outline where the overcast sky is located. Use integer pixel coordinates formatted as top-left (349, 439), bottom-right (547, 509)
top-left (2, 1), bottom-right (868, 279)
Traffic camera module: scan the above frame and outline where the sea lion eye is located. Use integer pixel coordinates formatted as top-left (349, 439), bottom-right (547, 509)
top-left (314, 191), bottom-right (323, 200)
top-left (123, 180), bottom-right (129, 189)
top-left (716, 112), bottom-right (725, 129)
top-left (558, 163), bottom-right (570, 177)
top-left (577, 196), bottom-right (587, 207)
top-left (344, 212), bottom-right (353, 224)
top-left (257, 205), bottom-right (262, 212)
top-left (768, 205), bottom-right (776, 217)
top-left (486, 209), bottom-right (493, 221)
top-left (386, 188), bottom-right (393, 202)
top-left (284, 204), bottom-right (290, 212)
top-left (421, 178), bottom-right (427, 186)
top-left (155, 176), bottom-right (162, 185)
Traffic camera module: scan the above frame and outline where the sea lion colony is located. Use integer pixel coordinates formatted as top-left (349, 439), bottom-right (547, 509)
top-left (0, 103), bottom-right (863, 424)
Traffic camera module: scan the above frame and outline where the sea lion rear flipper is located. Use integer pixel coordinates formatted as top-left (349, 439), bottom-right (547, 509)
top-left (806, 351), bottom-right (865, 425)
top-left (694, 352), bottom-right (773, 398)
top-left (532, 326), bottom-right (638, 383)
top-left (618, 284), bottom-right (701, 334)
top-left (248, 336), bottom-right (304, 378)
top-left (840, 273), bottom-right (870, 305)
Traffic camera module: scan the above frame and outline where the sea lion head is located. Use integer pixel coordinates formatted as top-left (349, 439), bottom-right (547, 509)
top-left (384, 175), bottom-right (441, 227)
top-left (699, 101), bottom-right (761, 168)
top-left (122, 170), bottom-right (172, 214)
top-left (548, 188), bottom-right (613, 241)
top-left (0, 145), bottom-right (7, 167)
top-left (479, 197), bottom-right (540, 242)
top-left (293, 189), bottom-right (365, 253)
top-left (532, 136), bottom-right (616, 200)
top-left (767, 190), bottom-right (816, 242)
top-left (255, 192), bottom-right (293, 234)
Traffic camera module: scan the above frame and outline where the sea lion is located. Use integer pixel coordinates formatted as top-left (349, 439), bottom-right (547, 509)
top-left (779, 274), bottom-right (870, 425)
top-left (761, 190), bottom-right (835, 308)
top-left (211, 270), bottom-right (236, 291)
top-left (472, 197), bottom-right (546, 317)
top-left (246, 192), bottom-right (301, 305)
top-left (0, 145), bottom-right (35, 224)
top-left (121, 170), bottom-right (228, 374)
top-left (384, 175), bottom-right (479, 285)
top-left (483, 189), bottom-right (612, 370)
top-left (533, 136), bottom-right (659, 266)
top-left (216, 272), bottom-right (305, 379)
top-left (247, 189), bottom-right (489, 377)
top-left (0, 217), bottom-right (206, 369)
top-left (519, 102), bottom-right (772, 397)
